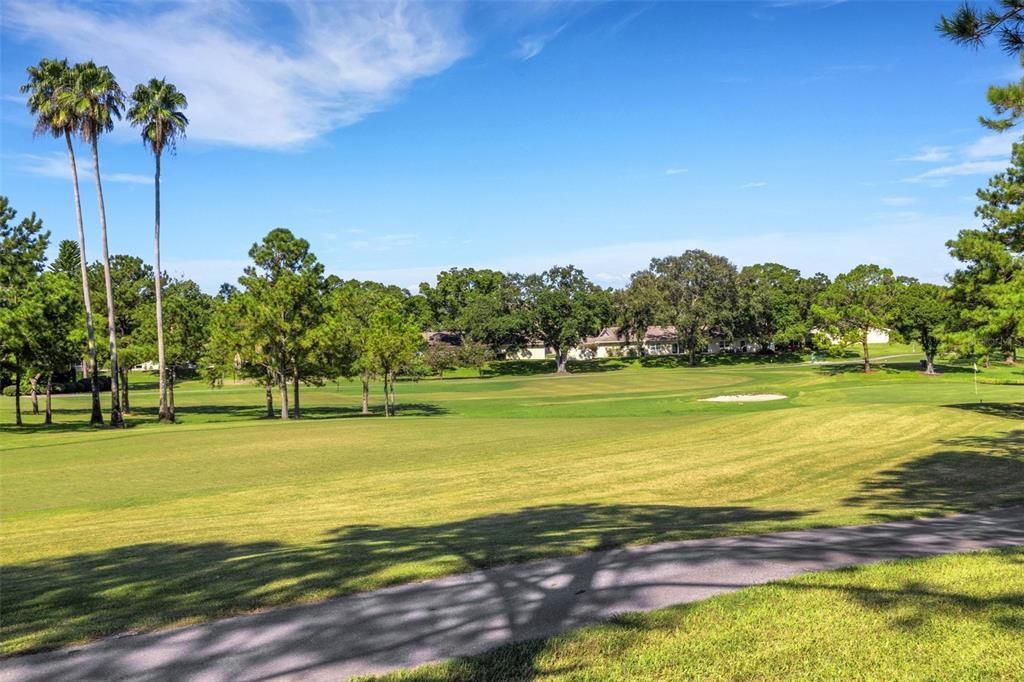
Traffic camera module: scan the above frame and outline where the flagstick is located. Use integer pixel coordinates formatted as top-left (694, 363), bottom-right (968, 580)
top-left (974, 361), bottom-right (980, 403)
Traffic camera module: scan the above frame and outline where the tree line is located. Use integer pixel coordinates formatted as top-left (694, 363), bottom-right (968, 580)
top-left (3, 200), bottom-right (1017, 427)
top-left (3, 17), bottom-right (1023, 427)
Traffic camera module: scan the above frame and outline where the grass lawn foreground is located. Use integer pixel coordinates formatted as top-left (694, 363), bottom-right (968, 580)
top-left (1, 351), bottom-right (1023, 658)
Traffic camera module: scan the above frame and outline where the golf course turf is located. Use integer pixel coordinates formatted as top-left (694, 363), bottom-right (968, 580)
top-left (2, 350), bottom-right (1022, 657)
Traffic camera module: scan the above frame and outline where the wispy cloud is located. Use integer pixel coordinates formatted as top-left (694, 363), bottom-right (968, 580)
top-left (899, 132), bottom-right (1016, 184)
top-left (964, 133), bottom-right (1015, 159)
top-left (12, 152), bottom-right (151, 184)
top-left (880, 196), bottom-right (915, 207)
top-left (664, 167), bottom-right (688, 176)
top-left (740, 181), bottom-right (768, 188)
top-left (606, 4), bottom-right (653, 35)
top-left (902, 160), bottom-right (1007, 184)
top-left (516, 23), bottom-right (567, 61)
top-left (5, 0), bottom-right (467, 149)
top-left (896, 146), bottom-right (952, 162)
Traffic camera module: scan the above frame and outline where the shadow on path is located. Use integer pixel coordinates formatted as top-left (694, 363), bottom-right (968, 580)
top-left (4, 508), bottom-right (1022, 682)
top-left (1, 504), bottom-right (801, 658)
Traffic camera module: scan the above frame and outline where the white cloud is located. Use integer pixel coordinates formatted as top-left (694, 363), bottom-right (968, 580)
top-left (880, 196), bottom-right (915, 206)
top-left (5, 0), bottom-right (467, 149)
top-left (964, 133), bottom-right (1015, 159)
top-left (740, 181), bottom-right (768, 188)
top-left (12, 152), bottom-right (151, 184)
top-left (896, 146), bottom-right (952, 162)
top-left (515, 23), bottom-right (567, 61)
top-left (664, 167), bottom-right (689, 175)
top-left (902, 160), bottom-right (1008, 184)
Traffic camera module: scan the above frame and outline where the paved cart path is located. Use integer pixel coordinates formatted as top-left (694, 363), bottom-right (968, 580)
top-left (4, 507), bottom-right (1023, 682)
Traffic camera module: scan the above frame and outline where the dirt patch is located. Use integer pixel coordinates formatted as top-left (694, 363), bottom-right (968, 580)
top-left (699, 393), bottom-right (787, 403)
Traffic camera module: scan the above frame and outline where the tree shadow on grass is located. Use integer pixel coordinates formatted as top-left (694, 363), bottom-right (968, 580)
top-left (1, 402), bottom-right (451, 435)
top-left (944, 402), bottom-right (1024, 420)
top-left (7, 503), bottom-right (1024, 679)
top-left (810, 571), bottom-right (1024, 632)
top-left (2, 504), bottom-right (802, 659)
top-left (844, 430), bottom-right (1024, 515)
top-left (393, 547), bottom-right (1024, 681)
top-left (697, 352), bottom-right (806, 367)
top-left (814, 363), bottom-right (900, 376)
top-left (481, 359), bottom-right (628, 377)
top-left (637, 355), bottom-right (693, 369)
top-left (122, 402), bottom-right (450, 422)
top-left (481, 360), bottom-right (556, 377)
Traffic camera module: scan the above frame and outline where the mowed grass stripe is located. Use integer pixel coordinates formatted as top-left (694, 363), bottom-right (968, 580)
top-left (1, 359), bottom-right (1022, 654)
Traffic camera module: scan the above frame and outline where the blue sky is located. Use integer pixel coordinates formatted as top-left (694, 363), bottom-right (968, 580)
top-left (1, 0), bottom-right (1020, 292)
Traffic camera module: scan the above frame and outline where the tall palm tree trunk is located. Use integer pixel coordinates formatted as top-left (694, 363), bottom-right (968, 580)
top-left (153, 151), bottom-right (171, 423)
top-left (92, 139), bottom-right (123, 427)
top-left (66, 130), bottom-right (103, 425)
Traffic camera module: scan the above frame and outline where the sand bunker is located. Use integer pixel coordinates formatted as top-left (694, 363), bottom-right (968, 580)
top-left (699, 393), bottom-right (787, 403)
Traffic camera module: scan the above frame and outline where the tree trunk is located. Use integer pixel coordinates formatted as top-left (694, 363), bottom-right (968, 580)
top-left (688, 347), bottom-right (696, 367)
top-left (66, 131), bottom-right (103, 426)
top-left (29, 373), bottom-right (40, 415)
top-left (925, 352), bottom-right (936, 375)
top-left (45, 375), bottom-right (53, 425)
top-left (278, 368), bottom-right (290, 420)
top-left (168, 366), bottom-right (176, 421)
top-left (153, 152), bottom-right (172, 423)
top-left (389, 372), bottom-right (396, 416)
top-left (265, 374), bottom-right (274, 418)
top-left (555, 348), bottom-right (568, 373)
top-left (361, 375), bottom-right (370, 415)
top-left (862, 335), bottom-right (871, 373)
top-left (293, 370), bottom-right (301, 419)
top-left (382, 371), bottom-right (390, 418)
top-left (15, 369), bottom-right (23, 426)
top-left (121, 366), bottom-right (130, 413)
top-left (92, 139), bottom-right (123, 427)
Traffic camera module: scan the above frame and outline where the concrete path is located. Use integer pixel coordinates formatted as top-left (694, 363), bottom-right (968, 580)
top-left (4, 507), bottom-right (1023, 682)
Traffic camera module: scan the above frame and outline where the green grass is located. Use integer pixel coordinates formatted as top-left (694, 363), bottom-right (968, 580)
top-left (1, 354), bottom-right (1022, 656)
top-left (373, 547), bottom-right (1024, 681)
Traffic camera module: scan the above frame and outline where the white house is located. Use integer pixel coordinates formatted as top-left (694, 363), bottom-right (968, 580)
top-left (428, 324), bottom-right (891, 363)
top-left (566, 326), bottom-right (680, 359)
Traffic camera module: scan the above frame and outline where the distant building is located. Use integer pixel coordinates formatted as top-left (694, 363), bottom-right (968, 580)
top-left (421, 331), bottom-right (463, 347)
top-left (423, 325), bottom-right (890, 363)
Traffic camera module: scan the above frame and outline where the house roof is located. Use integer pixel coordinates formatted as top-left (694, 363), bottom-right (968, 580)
top-left (581, 326), bottom-right (678, 345)
top-left (421, 331), bottom-right (463, 346)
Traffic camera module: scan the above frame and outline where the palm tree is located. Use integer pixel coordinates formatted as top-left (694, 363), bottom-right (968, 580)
top-left (21, 58), bottom-right (103, 425)
top-left (69, 61), bottom-right (126, 427)
top-left (127, 78), bottom-right (188, 423)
